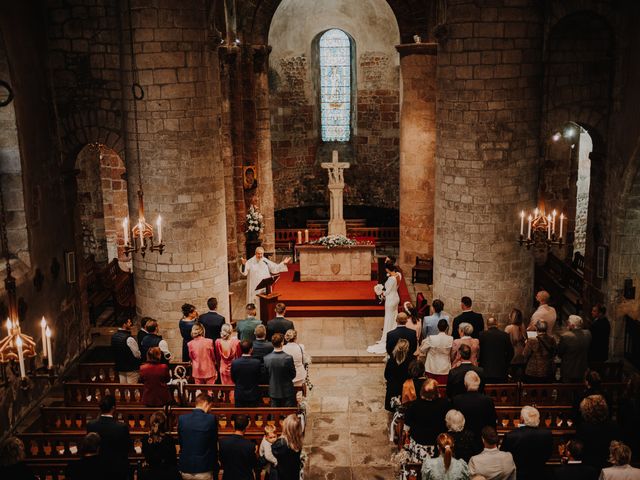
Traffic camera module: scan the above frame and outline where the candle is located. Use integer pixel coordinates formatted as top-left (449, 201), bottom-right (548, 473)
top-left (156, 216), bottom-right (162, 244)
top-left (559, 214), bottom-right (564, 239)
top-left (16, 336), bottom-right (26, 378)
top-left (552, 210), bottom-right (557, 235)
top-left (519, 211), bottom-right (525, 236)
top-left (139, 221), bottom-right (144, 245)
top-left (297, 231), bottom-right (302, 244)
top-left (527, 215), bottom-right (532, 240)
top-left (46, 327), bottom-right (53, 369)
top-left (40, 317), bottom-right (48, 359)
top-left (547, 215), bottom-right (552, 239)
top-left (304, 229), bottom-right (309, 243)
top-left (534, 207), bottom-right (539, 217)
top-left (123, 218), bottom-right (129, 245)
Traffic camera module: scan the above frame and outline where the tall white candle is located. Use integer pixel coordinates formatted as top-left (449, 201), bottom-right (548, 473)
top-left (40, 317), bottom-right (48, 359)
top-left (156, 216), bottom-right (162, 244)
top-left (304, 229), bottom-right (309, 243)
top-left (6, 318), bottom-right (11, 337)
top-left (123, 218), bottom-right (129, 245)
top-left (16, 336), bottom-right (26, 378)
top-left (139, 221), bottom-right (144, 245)
top-left (527, 215), bottom-right (532, 240)
top-left (559, 214), bottom-right (564, 239)
top-left (547, 215), bottom-right (552, 239)
top-left (297, 231), bottom-right (302, 244)
top-left (520, 211), bottom-right (525, 236)
top-left (46, 327), bottom-right (53, 369)
top-left (552, 210), bottom-right (557, 235)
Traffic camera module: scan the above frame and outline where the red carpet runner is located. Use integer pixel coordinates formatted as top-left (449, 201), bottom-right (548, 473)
top-left (275, 264), bottom-right (411, 317)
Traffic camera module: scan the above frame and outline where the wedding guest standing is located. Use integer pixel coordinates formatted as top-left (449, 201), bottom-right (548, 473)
top-left (178, 303), bottom-right (199, 362)
top-left (198, 297), bottom-right (226, 342)
top-left (419, 318), bottom-right (453, 385)
top-left (504, 309), bottom-right (526, 380)
top-left (140, 347), bottom-right (172, 407)
top-left (188, 323), bottom-right (217, 385)
top-left (282, 329), bottom-right (307, 387)
top-left (523, 321), bottom-right (557, 383)
top-left (421, 433), bottom-right (470, 480)
top-left (478, 317), bottom-right (513, 383)
top-left (272, 414), bottom-right (304, 480)
top-left (452, 297), bottom-right (485, 339)
top-left (215, 323), bottom-right (241, 385)
top-left (384, 338), bottom-right (411, 411)
top-left (451, 323), bottom-right (480, 368)
top-left (528, 291), bottom-right (556, 335)
top-left (140, 411), bottom-right (179, 480)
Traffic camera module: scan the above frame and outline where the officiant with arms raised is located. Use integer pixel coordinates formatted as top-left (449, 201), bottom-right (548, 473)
top-left (241, 246), bottom-right (291, 319)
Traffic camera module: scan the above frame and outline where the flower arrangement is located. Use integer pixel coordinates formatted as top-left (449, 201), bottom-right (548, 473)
top-left (309, 234), bottom-right (357, 248)
top-left (245, 205), bottom-right (263, 234)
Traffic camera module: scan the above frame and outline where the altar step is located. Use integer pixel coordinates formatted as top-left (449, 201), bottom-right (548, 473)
top-left (285, 304), bottom-right (384, 318)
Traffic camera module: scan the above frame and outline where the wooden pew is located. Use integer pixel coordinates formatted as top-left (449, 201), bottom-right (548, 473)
top-left (78, 362), bottom-right (192, 383)
top-left (63, 382), bottom-right (305, 408)
top-left (519, 382), bottom-right (625, 409)
top-left (40, 405), bottom-right (299, 434)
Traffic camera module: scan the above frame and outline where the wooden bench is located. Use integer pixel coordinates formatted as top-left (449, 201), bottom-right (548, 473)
top-left (411, 256), bottom-right (433, 284)
top-left (63, 382), bottom-right (305, 408)
top-left (39, 405), bottom-right (299, 434)
top-left (78, 362), bottom-right (192, 383)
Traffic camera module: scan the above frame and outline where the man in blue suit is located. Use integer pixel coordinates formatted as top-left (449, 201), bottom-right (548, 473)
top-left (231, 340), bottom-right (263, 407)
top-left (178, 393), bottom-right (218, 479)
top-left (198, 297), bottom-right (226, 341)
top-left (219, 414), bottom-right (258, 479)
top-left (386, 312), bottom-right (417, 356)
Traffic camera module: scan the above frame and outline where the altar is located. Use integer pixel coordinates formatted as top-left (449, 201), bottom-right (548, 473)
top-left (297, 244), bottom-right (374, 281)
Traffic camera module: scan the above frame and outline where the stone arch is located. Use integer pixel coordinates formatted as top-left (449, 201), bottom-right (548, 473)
top-left (74, 143), bottom-right (129, 264)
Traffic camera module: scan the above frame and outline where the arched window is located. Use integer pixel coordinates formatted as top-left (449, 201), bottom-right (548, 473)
top-left (319, 29), bottom-right (351, 142)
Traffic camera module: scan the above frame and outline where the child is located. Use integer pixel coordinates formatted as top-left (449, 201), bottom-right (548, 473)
top-left (259, 424), bottom-right (279, 480)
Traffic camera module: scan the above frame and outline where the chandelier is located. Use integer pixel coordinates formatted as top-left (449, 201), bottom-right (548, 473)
top-left (122, 0), bottom-right (165, 258)
top-left (518, 207), bottom-right (565, 249)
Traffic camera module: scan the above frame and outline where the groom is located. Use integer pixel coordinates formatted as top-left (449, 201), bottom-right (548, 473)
top-left (241, 247), bottom-right (291, 319)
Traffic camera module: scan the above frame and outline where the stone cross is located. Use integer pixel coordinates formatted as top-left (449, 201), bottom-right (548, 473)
top-left (321, 150), bottom-right (350, 236)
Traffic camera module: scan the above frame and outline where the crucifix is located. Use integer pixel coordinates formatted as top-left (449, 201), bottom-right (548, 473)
top-left (321, 150), bottom-right (350, 236)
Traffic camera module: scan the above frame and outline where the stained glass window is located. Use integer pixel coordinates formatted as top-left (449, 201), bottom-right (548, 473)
top-left (319, 29), bottom-right (351, 142)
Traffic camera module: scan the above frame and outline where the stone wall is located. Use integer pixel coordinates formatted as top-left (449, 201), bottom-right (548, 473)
top-left (268, 0), bottom-right (400, 213)
top-left (433, 0), bottom-right (542, 321)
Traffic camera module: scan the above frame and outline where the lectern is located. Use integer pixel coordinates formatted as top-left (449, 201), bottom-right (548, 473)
top-left (256, 275), bottom-right (280, 325)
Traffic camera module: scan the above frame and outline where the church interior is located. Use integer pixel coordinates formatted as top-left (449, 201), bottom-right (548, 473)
top-left (1, 0), bottom-right (640, 478)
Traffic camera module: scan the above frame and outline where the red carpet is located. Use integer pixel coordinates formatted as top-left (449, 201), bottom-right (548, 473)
top-left (275, 264), bottom-right (411, 317)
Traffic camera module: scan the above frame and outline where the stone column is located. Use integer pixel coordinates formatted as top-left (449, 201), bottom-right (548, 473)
top-left (397, 43), bottom-right (437, 273)
top-left (253, 45), bottom-right (276, 254)
top-left (123, 0), bottom-right (229, 354)
top-left (433, 0), bottom-right (542, 321)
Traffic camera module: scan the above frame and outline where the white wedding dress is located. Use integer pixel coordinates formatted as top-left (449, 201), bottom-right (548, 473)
top-left (367, 273), bottom-right (401, 354)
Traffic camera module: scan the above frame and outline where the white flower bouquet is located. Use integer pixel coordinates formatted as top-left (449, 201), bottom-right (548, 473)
top-left (309, 234), bottom-right (356, 248)
top-left (245, 205), bottom-right (263, 233)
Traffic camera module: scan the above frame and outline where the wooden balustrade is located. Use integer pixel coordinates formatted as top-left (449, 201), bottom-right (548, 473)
top-left (63, 382), bottom-right (304, 407)
top-left (78, 362), bottom-right (192, 383)
top-left (495, 406), bottom-right (576, 432)
top-left (40, 405), bottom-right (299, 434)
top-left (275, 226), bottom-right (400, 249)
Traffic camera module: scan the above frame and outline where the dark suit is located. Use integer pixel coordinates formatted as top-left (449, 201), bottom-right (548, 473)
top-left (452, 310), bottom-right (485, 339)
top-left (501, 426), bottom-right (553, 480)
top-left (251, 339), bottom-right (274, 362)
top-left (452, 392), bottom-right (497, 439)
top-left (263, 350), bottom-right (296, 406)
top-left (446, 362), bottom-right (484, 398)
top-left (552, 462), bottom-right (599, 480)
top-left (177, 408), bottom-right (219, 474)
top-left (137, 329), bottom-right (149, 348)
top-left (589, 316), bottom-right (610, 362)
top-left (86, 415), bottom-right (131, 479)
top-left (231, 355), bottom-right (263, 407)
top-left (219, 434), bottom-right (257, 480)
top-left (266, 316), bottom-right (294, 341)
top-left (199, 311), bottom-right (226, 341)
top-left (66, 455), bottom-right (108, 480)
top-left (478, 327), bottom-right (513, 382)
top-left (386, 325), bottom-right (418, 357)
top-left (558, 328), bottom-right (592, 382)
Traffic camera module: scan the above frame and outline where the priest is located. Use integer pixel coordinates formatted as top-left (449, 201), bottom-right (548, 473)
top-left (241, 247), bottom-right (291, 318)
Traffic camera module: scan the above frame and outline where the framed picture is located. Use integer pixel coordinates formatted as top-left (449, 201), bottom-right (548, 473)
top-left (243, 166), bottom-right (258, 190)
top-left (65, 251), bottom-right (76, 284)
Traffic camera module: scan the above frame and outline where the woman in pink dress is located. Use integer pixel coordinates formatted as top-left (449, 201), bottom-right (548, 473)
top-left (188, 323), bottom-right (217, 384)
top-left (215, 323), bottom-right (241, 385)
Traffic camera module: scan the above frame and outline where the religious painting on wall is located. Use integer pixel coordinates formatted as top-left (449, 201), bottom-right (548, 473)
top-left (243, 166), bottom-right (258, 190)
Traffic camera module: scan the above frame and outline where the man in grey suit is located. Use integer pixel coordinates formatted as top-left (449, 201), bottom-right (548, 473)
top-left (558, 315), bottom-right (592, 383)
top-left (263, 333), bottom-right (296, 407)
top-left (469, 426), bottom-right (517, 480)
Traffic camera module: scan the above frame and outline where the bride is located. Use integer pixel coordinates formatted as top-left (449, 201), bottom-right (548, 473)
top-left (367, 264), bottom-right (401, 354)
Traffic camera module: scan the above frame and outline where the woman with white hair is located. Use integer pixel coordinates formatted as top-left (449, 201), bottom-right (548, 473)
top-left (557, 314), bottom-right (592, 383)
top-left (445, 410), bottom-right (481, 463)
top-left (600, 441), bottom-right (640, 480)
top-left (450, 323), bottom-right (480, 368)
top-left (214, 323), bottom-right (240, 384)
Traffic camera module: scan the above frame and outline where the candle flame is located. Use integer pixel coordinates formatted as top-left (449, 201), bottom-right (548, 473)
top-left (41, 317), bottom-right (47, 327)
top-left (16, 336), bottom-right (23, 347)
top-left (46, 326), bottom-right (52, 338)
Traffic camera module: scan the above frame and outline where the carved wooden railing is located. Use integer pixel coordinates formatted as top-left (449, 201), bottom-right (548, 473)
top-left (78, 362), bottom-right (192, 383)
top-left (64, 382), bottom-right (305, 408)
top-left (275, 226), bottom-right (400, 249)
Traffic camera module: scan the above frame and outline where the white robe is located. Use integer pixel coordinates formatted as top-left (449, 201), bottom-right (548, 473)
top-left (241, 256), bottom-right (288, 318)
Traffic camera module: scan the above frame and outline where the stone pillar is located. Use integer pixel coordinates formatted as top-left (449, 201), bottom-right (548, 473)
top-left (253, 45), bottom-right (276, 254)
top-left (124, 0), bottom-right (229, 354)
top-left (433, 0), bottom-right (542, 320)
top-left (397, 43), bottom-right (437, 273)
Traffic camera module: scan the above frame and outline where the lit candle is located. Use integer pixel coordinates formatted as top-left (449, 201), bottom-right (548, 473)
top-left (297, 231), bottom-right (302, 244)
top-left (520, 211), bottom-right (525, 236)
top-left (527, 215), bottom-right (532, 240)
top-left (139, 221), bottom-right (144, 245)
top-left (559, 214), bottom-right (564, 239)
top-left (156, 216), bottom-right (162, 244)
top-left (46, 327), bottom-right (53, 369)
top-left (552, 210), bottom-right (557, 235)
top-left (123, 218), bottom-right (129, 245)
top-left (304, 229), bottom-right (309, 243)
top-left (6, 318), bottom-right (11, 337)
top-left (40, 317), bottom-right (48, 359)
top-left (534, 207), bottom-right (539, 217)
top-left (547, 215), bottom-right (552, 239)
top-left (16, 336), bottom-right (26, 378)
